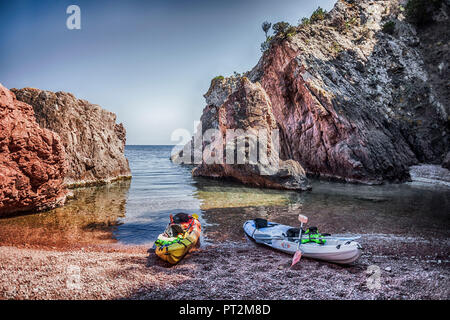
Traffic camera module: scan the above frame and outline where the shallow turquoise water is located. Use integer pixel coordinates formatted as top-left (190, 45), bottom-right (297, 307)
top-left (0, 145), bottom-right (449, 247)
top-left (115, 145), bottom-right (202, 244)
top-left (117, 146), bottom-right (450, 245)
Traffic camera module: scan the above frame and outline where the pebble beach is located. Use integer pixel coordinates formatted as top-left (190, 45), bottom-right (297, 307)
top-left (1, 233), bottom-right (448, 300)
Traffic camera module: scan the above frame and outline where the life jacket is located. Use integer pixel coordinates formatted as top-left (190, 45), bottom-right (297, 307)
top-left (302, 227), bottom-right (326, 245)
top-left (285, 226), bottom-right (327, 245)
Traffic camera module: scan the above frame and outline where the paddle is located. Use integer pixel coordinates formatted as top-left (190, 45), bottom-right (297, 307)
top-left (291, 214), bottom-right (308, 268)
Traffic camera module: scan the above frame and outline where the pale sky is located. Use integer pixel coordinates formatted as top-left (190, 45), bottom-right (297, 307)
top-left (0, 0), bottom-right (336, 144)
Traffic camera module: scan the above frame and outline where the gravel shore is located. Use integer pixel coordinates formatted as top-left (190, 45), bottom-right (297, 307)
top-left (0, 234), bottom-right (448, 300)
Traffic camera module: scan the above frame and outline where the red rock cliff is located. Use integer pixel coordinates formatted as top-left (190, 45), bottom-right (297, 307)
top-left (12, 88), bottom-right (131, 187)
top-left (190, 77), bottom-right (311, 191)
top-left (0, 84), bottom-right (68, 216)
top-left (248, 0), bottom-right (449, 183)
top-left (178, 0), bottom-right (449, 185)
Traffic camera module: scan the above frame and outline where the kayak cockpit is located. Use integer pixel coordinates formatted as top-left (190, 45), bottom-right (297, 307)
top-left (243, 219), bottom-right (362, 265)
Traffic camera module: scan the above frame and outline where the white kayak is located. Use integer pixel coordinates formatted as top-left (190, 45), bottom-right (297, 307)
top-left (243, 219), bottom-right (362, 265)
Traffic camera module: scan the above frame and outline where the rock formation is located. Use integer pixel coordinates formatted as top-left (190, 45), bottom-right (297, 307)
top-left (12, 88), bottom-right (131, 187)
top-left (187, 77), bottom-right (310, 190)
top-left (443, 152), bottom-right (450, 170)
top-left (176, 0), bottom-right (449, 186)
top-left (0, 84), bottom-right (68, 216)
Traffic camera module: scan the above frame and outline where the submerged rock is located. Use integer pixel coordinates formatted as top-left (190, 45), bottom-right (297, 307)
top-left (0, 84), bottom-right (68, 215)
top-left (12, 88), bottom-right (131, 187)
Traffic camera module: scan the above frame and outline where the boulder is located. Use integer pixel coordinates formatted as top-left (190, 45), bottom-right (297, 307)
top-left (12, 88), bottom-right (131, 187)
top-left (0, 84), bottom-right (68, 215)
top-left (178, 77), bottom-right (311, 191)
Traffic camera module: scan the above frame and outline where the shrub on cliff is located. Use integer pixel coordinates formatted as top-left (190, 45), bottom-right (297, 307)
top-left (331, 41), bottom-right (342, 54)
top-left (272, 21), bottom-right (289, 34)
top-left (273, 21), bottom-right (297, 39)
top-left (310, 7), bottom-right (327, 23)
top-left (299, 17), bottom-right (310, 26)
top-left (261, 21), bottom-right (274, 53)
top-left (212, 75), bottom-right (224, 82)
top-left (260, 36), bottom-right (273, 53)
top-left (405, 0), bottom-right (443, 26)
top-left (345, 17), bottom-right (359, 30)
top-left (382, 21), bottom-right (396, 35)
top-left (262, 21), bottom-right (272, 38)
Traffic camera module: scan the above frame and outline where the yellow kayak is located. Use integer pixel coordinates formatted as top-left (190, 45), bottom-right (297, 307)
top-left (155, 213), bottom-right (201, 264)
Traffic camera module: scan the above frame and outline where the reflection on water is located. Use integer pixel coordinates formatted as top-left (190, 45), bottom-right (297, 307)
top-left (0, 180), bottom-right (131, 247)
top-left (0, 145), bottom-right (449, 248)
top-left (199, 179), bottom-right (450, 243)
top-left (194, 178), bottom-right (295, 210)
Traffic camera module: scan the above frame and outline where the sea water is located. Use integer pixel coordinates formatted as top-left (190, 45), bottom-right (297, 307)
top-left (0, 145), bottom-right (448, 248)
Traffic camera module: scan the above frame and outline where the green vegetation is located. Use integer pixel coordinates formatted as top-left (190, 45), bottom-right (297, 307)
top-left (331, 41), bottom-right (342, 54)
top-left (212, 75), bottom-right (224, 82)
top-left (260, 21), bottom-right (274, 53)
top-left (382, 21), bottom-right (396, 35)
top-left (260, 35), bottom-right (273, 53)
top-left (297, 6), bottom-right (327, 28)
top-left (261, 21), bottom-right (272, 38)
top-left (299, 17), bottom-right (310, 26)
top-left (405, 0), bottom-right (443, 26)
top-left (272, 21), bottom-right (290, 34)
top-left (345, 17), bottom-right (358, 30)
top-left (310, 7), bottom-right (327, 23)
top-left (272, 21), bottom-right (297, 39)
top-left (258, 5), bottom-right (330, 53)
top-left (285, 26), bottom-right (297, 38)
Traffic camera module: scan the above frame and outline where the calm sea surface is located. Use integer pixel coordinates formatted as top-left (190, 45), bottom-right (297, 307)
top-left (0, 145), bottom-right (449, 248)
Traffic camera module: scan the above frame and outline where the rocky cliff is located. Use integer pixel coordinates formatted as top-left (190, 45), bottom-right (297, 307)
top-left (0, 84), bottom-right (68, 215)
top-left (176, 0), bottom-right (449, 186)
top-left (190, 77), bottom-right (311, 190)
top-left (12, 88), bottom-right (131, 187)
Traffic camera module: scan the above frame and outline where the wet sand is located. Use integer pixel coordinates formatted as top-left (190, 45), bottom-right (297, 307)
top-left (1, 234), bottom-right (448, 300)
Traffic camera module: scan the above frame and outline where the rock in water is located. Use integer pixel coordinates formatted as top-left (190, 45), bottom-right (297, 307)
top-left (0, 84), bottom-right (68, 215)
top-left (177, 0), bottom-right (449, 186)
top-left (250, 0), bottom-right (449, 183)
top-left (12, 88), bottom-right (131, 187)
top-left (178, 77), bottom-right (311, 191)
